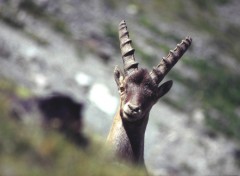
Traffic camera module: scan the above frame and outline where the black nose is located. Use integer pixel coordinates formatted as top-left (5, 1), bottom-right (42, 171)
top-left (128, 104), bottom-right (140, 113)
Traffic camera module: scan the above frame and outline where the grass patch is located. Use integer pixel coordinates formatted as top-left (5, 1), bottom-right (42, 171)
top-left (19, 0), bottom-right (46, 17)
top-left (146, 38), bottom-right (171, 54)
top-left (51, 19), bottom-right (72, 36)
top-left (0, 13), bottom-right (24, 29)
top-left (193, 0), bottom-right (230, 10)
top-left (0, 0), bottom-right (72, 37)
top-left (211, 24), bottom-right (240, 61)
top-left (180, 58), bottom-right (240, 138)
top-left (0, 5), bottom-right (24, 29)
top-left (104, 23), bottom-right (119, 49)
top-left (19, 0), bottom-right (45, 17)
top-left (169, 57), bottom-right (240, 139)
top-left (138, 16), bottom-right (181, 42)
top-left (0, 77), bottom-right (32, 98)
top-left (18, 0), bottom-right (72, 37)
top-left (163, 97), bottom-right (187, 111)
top-left (0, 78), bottom-right (146, 176)
top-left (25, 31), bottom-right (50, 46)
top-left (134, 45), bottom-right (155, 67)
top-left (104, 0), bottom-right (118, 9)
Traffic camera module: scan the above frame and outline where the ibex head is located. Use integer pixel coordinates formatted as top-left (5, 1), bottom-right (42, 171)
top-left (114, 20), bottom-right (192, 122)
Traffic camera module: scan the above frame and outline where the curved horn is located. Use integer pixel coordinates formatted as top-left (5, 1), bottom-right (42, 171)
top-left (119, 20), bottom-right (138, 74)
top-left (150, 36), bottom-right (192, 84)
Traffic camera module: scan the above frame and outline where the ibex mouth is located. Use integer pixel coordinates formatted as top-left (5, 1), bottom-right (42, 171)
top-left (122, 109), bottom-right (142, 121)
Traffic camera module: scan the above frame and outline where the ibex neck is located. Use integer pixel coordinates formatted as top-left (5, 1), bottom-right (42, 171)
top-left (107, 108), bottom-right (149, 164)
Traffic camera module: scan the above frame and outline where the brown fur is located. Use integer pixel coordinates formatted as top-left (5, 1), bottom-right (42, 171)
top-left (106, 68), bottom-right (172, 166)
top-left (106, 20), bottom-right (191, 168)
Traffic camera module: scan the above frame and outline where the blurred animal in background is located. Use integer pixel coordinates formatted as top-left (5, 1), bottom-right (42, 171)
top-left (11, 92), bottom-right (88, 147)
top-left (106, 20), bottom-right (192, 167)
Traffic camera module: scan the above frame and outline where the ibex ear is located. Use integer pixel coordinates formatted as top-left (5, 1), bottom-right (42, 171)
top-left (157, 80), bottom-right (173, 99)
top-left (114, 66), bottom-right (124, 88)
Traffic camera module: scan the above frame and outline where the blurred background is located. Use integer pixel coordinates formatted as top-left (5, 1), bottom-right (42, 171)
top-left (0, 0), bottom-right (240, 175)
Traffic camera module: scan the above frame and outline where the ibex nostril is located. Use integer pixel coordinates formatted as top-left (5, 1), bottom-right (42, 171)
top-left (128, 104), bottom-right (140, 113)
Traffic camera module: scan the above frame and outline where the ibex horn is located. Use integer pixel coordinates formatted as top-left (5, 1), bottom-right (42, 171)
top-left (119, 20), bottom-right (138, 74)
top-left (150, 36), bottom-right (192, 84)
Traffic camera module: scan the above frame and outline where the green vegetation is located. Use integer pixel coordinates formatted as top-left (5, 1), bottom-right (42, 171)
top-left (104, 23), bottom-right (119, 49)
top-left (193, 0), bottom-right (229, 10)
top-left (19, 0), bottom-right (46, 17)
top-left (52, 19), bottom-right (72, 36)
top-left (25, 31), bottom-right (50, 46)
top-left (113, 0), bottom-right (240, 140)
top-left (0, 0), bottom-right (72, 37)
top-left (138, 16), bottom-right (181, 43)
top-left (104, 0), bottom-right (118, 9)
top-left (0, 14), bottom-right (24, 29)
top-left (0, 78), bottom-right (146, 176)
top-left (0, 6), bottom-right (24, 29)
top-left (169, 57), bottom-right (240, 139)
top-left (184, 58), bottom-right (240, 138)
top-left (146, 38), bottom-right (171, 54)
top-left (0, 77), bottom-right (32, 99)
top-left (19, 0), bottom-right (72, 36)
top-left (1, 0), bottom-right (240, 171)
top-left (211, 23), bottom-right (240, 61)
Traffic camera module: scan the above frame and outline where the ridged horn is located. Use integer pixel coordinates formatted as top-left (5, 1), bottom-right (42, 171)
top-left (119, 20), bottom-right (138, 74)
top-left (150, 36), bottom-right (192, 84)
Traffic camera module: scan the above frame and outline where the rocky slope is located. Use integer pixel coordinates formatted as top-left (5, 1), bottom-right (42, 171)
top-left (1, 0), bottom-right (240, 175)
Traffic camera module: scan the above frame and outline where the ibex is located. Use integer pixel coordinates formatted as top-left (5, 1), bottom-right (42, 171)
top-left (106, 20), bottom-right (192, 166)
